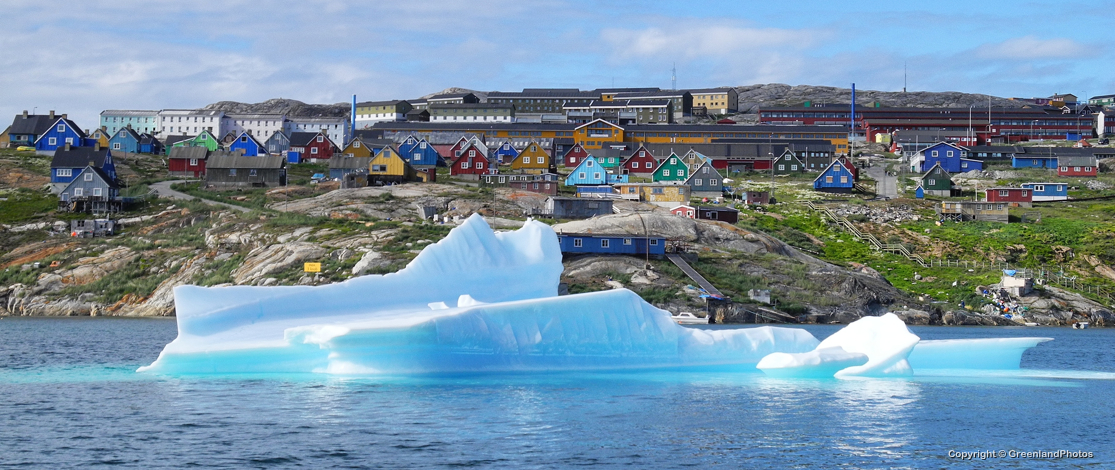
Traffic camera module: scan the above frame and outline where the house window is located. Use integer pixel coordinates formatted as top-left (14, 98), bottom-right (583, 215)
top-left (587, 161), bottom-right (594, 167)
top-left (663, 170), bottom-right (671, 176)
top-left (652, 187), bottom-right (664, 194)
top-left (1057, 185), bottom-right (1063, 191)
top-left (947, 151), bottom-right (954, 157)
top-left (573, 238), bottom-right (583, 248)
top-left (1034, 185), bottom-right (1044, 192)
top-left (533, 183), bottom-right (539, 189)
top-left (1085, 167), bottom-right (1092, 172)
top-left (250, 169), bottom-right (257, 176)
top-left (112, 143), bottom-right (121, 150)
top-left (1074, 167), bottom-right (1081, 172)
top-left (778, 165), bottom-right (785, 171)
top-left (462, 161), bottom-right (470, 169)
top-left (372, 165), bottom-right (386, 171)
top-left (623, 238), bottom-right (632, 245)
top-left (229, 169), bottom-right (237, 176)
top-left (57, 169), bottom-right (72, 177)
top-left (311, 147), bottom-right (318, 154)
top-left (826, 176), bottom-right (833, 183)
top-left (354, 141), bottom-right (361, 148)
top-left (1061, 166), bottom-right (1068, 171)
top-left (189, 158), bottom-right (198, 166)
top-left (49, 137), bottom-right (57, 146)
top-left (240, 136), bottom-right (247, 142)
top-left (670, 158), bottom-right (676, 164)
top-left (477, 162), bottom-right (484, 169)
top-left (74, 188), bottom-right (83, 196)
top-left (65, 137), bottom-right (74, 145)
top-left (999, 190), bottom-right (1009, 196)
top-left (92, 187), bottom-right (102, 197)
top-left (316, 136), bottom-right (323, 142)
top-left (522, 156), bottom-right (530, 164)
top-left (927, 179), bottom-right (936, 186)
top-left (841, 176), bottom-right (848, 183)
top-left (420, 142), bottom-right (426, 149)
top-left (695, 179), bottom-right (703, 185)
top-left (791, 165), bottom-right (797, 171)
top-left (57, 124), bottom-right (65, 132)
top-left (931, 150), bottom-right (938, 157)
top-left (84, 172), bottom-right (93, 181)
top-left (1022, 190), bottom-right (1028, 197)
top-left (961, 162), bottom-right (968, 168)
top-left (710, 179), bottom-right (717, 186)
top-left (600, 239), bottom-right (610, 248)
top-left (537, 157), bottom-right (544, 164)
top-left (650, 239), bottom-right (659, 246)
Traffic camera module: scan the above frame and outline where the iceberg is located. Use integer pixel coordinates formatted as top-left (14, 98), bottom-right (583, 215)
top-left (756, 347), bottom-right (869, 378)
top-left (140, 215), bottom-right (819, 375)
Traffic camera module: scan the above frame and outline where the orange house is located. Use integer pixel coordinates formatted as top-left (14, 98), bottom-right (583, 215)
top-left (574, 119), bottom-right (624, 150)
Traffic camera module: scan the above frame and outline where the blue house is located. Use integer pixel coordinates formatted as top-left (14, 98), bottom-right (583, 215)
top-left (1020, 182), bottom-right (1068, 201)
top-left (397, 136), bottom-right (443, 167)
top-left (557, 233), bottom-right (666, 257)
top-left (1012, 155), bottom-right (1058, 169)
top-left (50, 146), bottom-right (115, 193)
top-left (921, 142), bottom-right (982, 173)
top-left (492, 140), bottom-right (519, 165)
top-left (266, 131), bottom-right (290, 156)
top-left (564, 155), bottom-right (628, 185)
top-left (108, 127), bottom-right (141, 154)
top-left (813, 159), bottom-right (855, 193)
top-left (228, 131), bottom-right (266, 157)
top-left (35, 117), bottom-right (90, 155)
top-left (138, 134), bottom-right (163, 154)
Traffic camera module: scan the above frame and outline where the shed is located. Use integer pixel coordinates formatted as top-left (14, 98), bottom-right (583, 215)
top-left (544, 197), bottom-right (613, 219)
top-left (168, 146), bottom-right (209, 178)
top-left (205, 153), bottom-right (287, 188)
top-left (556, 233), bottom-right (666, 257)
top-left (985, 187), bottom-right (1033, 207)
top-left (1057, 156), bottom-right (1098, 177)
top-left (1020, 182), bottom-right (1067, 201)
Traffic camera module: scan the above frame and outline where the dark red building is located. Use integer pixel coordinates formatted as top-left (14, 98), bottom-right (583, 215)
top-left (290, 131), bottom-right (337, 162)
top-left (167, 147), bottom-right (208, 178)
top-left (621, 145), bottom-right (658, 176)
top-left (1057, 156), bottom-right (1098, 177)
top-left (449, 144), bottom-right (492, 179)
top-left (985, 187), bottom-right (1032, 207)
top-left (509, 180), bottom-right (559, 195)
top-left (562, 143), bottom-right (590, 167)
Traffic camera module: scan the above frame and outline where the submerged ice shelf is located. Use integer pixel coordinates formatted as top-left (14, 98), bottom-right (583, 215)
top-left (141, 214), bottom-right (1052, 377)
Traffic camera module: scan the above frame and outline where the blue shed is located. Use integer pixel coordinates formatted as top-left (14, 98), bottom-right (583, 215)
top-left (50, 146), bottom-right (115, 193)
top-left (138, 134), bottom-right (163, 154)
top-left (915, 185), bottom-right (925, 199)
top-left (229, 131), bottom-right (266, 157)
top-left (397, 136), bottom-right (443, 168)
top-left (557, 233), bottom-right (667, 257)
top-left (813, 159), bottom-right (855, 193)
top-left (108, 127), bottom-right (141, 154)
top-left (1012, 155), bottom-right (1058, 169)
top-left (1020, 182), bottom-right (1068, 201)
top-left (493, 141), bottom-right (519, 165)
top-left (35, 117), bottom-right (89, 154)
top-left (921, 142), bottom-right (982, 173)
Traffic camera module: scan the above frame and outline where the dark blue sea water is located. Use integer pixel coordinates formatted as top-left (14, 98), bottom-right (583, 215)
top-left (1, 318), bottom-right (1113, 469)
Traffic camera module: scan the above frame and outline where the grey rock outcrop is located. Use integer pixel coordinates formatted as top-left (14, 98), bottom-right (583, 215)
top-left (232, 242), bottom-right (327, 285)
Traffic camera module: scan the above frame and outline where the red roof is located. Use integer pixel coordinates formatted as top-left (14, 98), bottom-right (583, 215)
top-left (717, 119), bottom-right (736, 124)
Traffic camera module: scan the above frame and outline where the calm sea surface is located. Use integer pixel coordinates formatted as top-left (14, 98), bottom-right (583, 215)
top-left (1, 317), bottom-right (1113, 469)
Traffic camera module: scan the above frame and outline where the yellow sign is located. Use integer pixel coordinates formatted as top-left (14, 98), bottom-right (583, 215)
top-left (303, 262), bottom-right (322, 273)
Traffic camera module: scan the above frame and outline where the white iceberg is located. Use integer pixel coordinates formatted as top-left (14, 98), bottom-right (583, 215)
top-left (756, 347), bottom-right (869, 378)
top-left (140, 215), bottom-right (818, 375)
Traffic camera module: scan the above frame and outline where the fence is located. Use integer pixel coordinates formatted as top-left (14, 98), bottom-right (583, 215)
top-left (803, 201), bottom-right (928, 267)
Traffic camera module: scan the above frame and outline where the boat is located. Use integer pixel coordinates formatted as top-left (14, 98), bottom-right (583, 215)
top-left (1073, 322), bottom-right (1089, 330)
top-left (1024, 322), bottom-right (1038, 327)
top-left (671, 312), bottom-right (709, 325)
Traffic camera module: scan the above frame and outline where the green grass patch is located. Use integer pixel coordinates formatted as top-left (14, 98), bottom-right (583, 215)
top-left (0, 189), bottom-right (57, 224)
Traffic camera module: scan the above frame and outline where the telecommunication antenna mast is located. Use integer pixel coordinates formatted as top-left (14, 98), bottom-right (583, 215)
top-left (671, 63), bottom-right (677, 91)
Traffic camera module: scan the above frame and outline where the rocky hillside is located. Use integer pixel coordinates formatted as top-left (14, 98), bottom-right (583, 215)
top-left (730, 84), bottom-right (1026, 114)
top-left (203, 98), bottom-right (351, 117)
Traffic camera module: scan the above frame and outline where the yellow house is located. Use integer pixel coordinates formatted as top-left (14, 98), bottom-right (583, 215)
top-left (90, 128), bottom-right (110, 149)
top-left (613, 182), bottom-right (691, 204)
top-left (510, 141), bottom-right (551, 173)
top-left (574, 119), bottom-right (624, 150)
top-left (0, 126), bottom-right (10, 148)
top-left (368, 146), bottom-right (417, 184)
top-left (343, 137), bottom-right (373, 158)
top-left (689, 88), bottom-right (738, 115)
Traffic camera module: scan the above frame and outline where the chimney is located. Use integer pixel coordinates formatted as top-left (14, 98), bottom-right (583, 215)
top-left (102, 125), bottom-right (108, 131)
top-left (64, 143), bottom-right (71, 151)
top-left (49, 110), bottom-right (55, 119)
top-left (62, 114), bottom-right (67, 119)
top-left (94, 142), bottom-right (101, 151)
top-left (22, 110), bottom-right (27, 118)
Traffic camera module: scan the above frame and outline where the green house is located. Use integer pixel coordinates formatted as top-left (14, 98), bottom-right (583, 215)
top-left (652, 153), bottom-right (689, 182)
top-left (773, 149), bottom-right (805, 174)
top-left (920, 162), bottom-right (954, 197)
top-left (168, 129), bottom-right (219, 155)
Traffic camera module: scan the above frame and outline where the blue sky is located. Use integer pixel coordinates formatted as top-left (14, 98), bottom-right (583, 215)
top-left (2, 0), bottom-right (1111, 129)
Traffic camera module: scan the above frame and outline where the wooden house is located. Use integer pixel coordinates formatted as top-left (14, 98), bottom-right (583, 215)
top-left (1020, 182), bottom-right (1068, 201)
top-left (169, 129), bottom-right (220, 153)
top-left (289, 131), bottom-right (337, 162)
top-left (671, 205), bottom-right (697, 218)
top-left (621, 145), bottom-right (658, 176)
top-left (228, 131), bottom-right (267, 157)
top-left (743, 191), bottom-right (769, 205)
top-left (481, 172), bottom-right (559, 187)
top-left (138, 134), bottom-right (162, 155)
top-left (651, 153), bottom-right (689, 182)
top-left (985, 187), bottom-right (1032, 207)
top-left (556, 233), bottom-right (666, 257)
top-left (592, 147), bottom-right (628, 170)
top-left (35, 117), bottom-right (89, 155)
top-left (1012, 154), bottom-right (1058, 169)
top-left (685, 161), bottom-right (725, 198)
top-left (329, 156), bottom-right (371, 180)
top-left (265, 131), bottom-right (290, 156)
top-left (368, 146), bottom-right (419, 184)
top-left (168, 146), bottom-right (209, 178)
top-left (573, 119), bottom-right (624, 150)
top-left (563, 143), bottom-right (590, 167)
top-left (1057, 156), bottom-right (1098, 177)
top-left (920, 142), bottom-right (982, 173)
top-left (163, 134), bottom-right (193, 154)
top-left (89, 128), bottom-right (111, 149)
top-left (544, 197), bottom-right (613, 219)
top-left (510, 141), bottom-right (552, 173)
top-left (613, 182), bottom-right (690, 204)
top-left (564, 155), bottom-right (627, 185)
top-left (8, 111), bottom-right (62, 148)
top-left (205, 153), bottom-right (287, 188)
top-left (672, 205), bottom-right (739, 223)
top-left (938, 201), bottom-right (1008, 223)
top-left (680, 149), bottom-right (709, 172)
top-left (813, 159), bottom-right (854, 193)
top-left (492, 141), bottom-right (519, 165)
top-left (504, 174), bottom-right (560, 195)
top-left (448, 143), bottom-right (493, 180)
top-left (108, 127), bottom-right (141, 154)
top-left (0, 125), bottom-right (9, 148)
top-left (50, 145), bottom-right (115, 193)
top-left (58, 165), bottom-right (122, 214)
top-left (447, 136), bottom-right (488, 161)
top-left (772, 149), bottom-right (805, 174)
top-left (398, 136), bottom-right (443, 168)
top-left (342, 136), bottom-right (374, 158)
top-left (920, 162), bottom-right (955, 197)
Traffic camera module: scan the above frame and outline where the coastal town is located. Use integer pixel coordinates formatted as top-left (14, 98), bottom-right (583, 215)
top-left (2, 85), bottom-right (1114, 327)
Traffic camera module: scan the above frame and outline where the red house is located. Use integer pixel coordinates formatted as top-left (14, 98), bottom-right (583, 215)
top-left (167, 146), bottom-right (208, 178)
top-left (838, 156), bottom-right (859, 180)
top-left (449, 144), bottom-right (492, 180)
top-left (671, 204), bottom-right (696, 218)
top-left (509, 180), bottom-right (558, 195)
top-left (622, 145), bottom-right (658, 176)
top-left (1057, 156), bottom-right (1098, 177)
top-left (290, 131), bottom-right (337, 162)
top-left (985, 187), bottom-right (1032, 207)
top-left (563, 143), bottom-right (590, 167)
top-left (447, 136), bottom-right (487, 161)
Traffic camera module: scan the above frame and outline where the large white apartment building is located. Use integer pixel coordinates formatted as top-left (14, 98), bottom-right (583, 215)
top-left (158, 109), bottom-right (226, 137)
top-left (284, 117), bottom-right (349, 147)
top-left (223, 114), bottom-right (286, 141)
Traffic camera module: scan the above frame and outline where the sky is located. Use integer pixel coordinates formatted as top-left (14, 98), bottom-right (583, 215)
top-left (2, 0), bottom-right (1112, 129)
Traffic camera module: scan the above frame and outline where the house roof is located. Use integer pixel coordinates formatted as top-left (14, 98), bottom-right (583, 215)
top-left (33, 118), bottom-right (87, 144)
top-left (812, 159), bottom-right (848, 183)
top-left (329, 156), bottom-right (372, 170)
top-left (139, 133), bottom-right (161, 146)
top-left (206, 154), bottom-right (286, 169)
top-left (51, 146), bottom-right (111, 168)
top-left (289, 132), bottom-right (321, 147)
top-left (232, 131), bottom-right (266, 148)
top-left (115, 127), bottom-right (141, 141)
top-left (921, 162), bottom-right (950, 179)
top-left (100, 110), bottom-right (158, 117)
top-left (67, 165), bottom-right (120, 190)
top-left (428, 103), bottom-right (513, 110)
top-left (164, 134), bottom-right (195, 146)
top-left (357, 100), bottom-right (408, 107)
top-left (687, 87), bottom-right (734, 94)
top-left (168, 146), bottom-right (209, 161)
top-left (428, 92), bottom-right (475, 100)
top-left (1058, 155), bottom-right (1097, 166)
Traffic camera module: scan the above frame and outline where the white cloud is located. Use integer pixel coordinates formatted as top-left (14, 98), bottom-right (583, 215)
top-left (974, 36), bottom-right (1089, 60)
